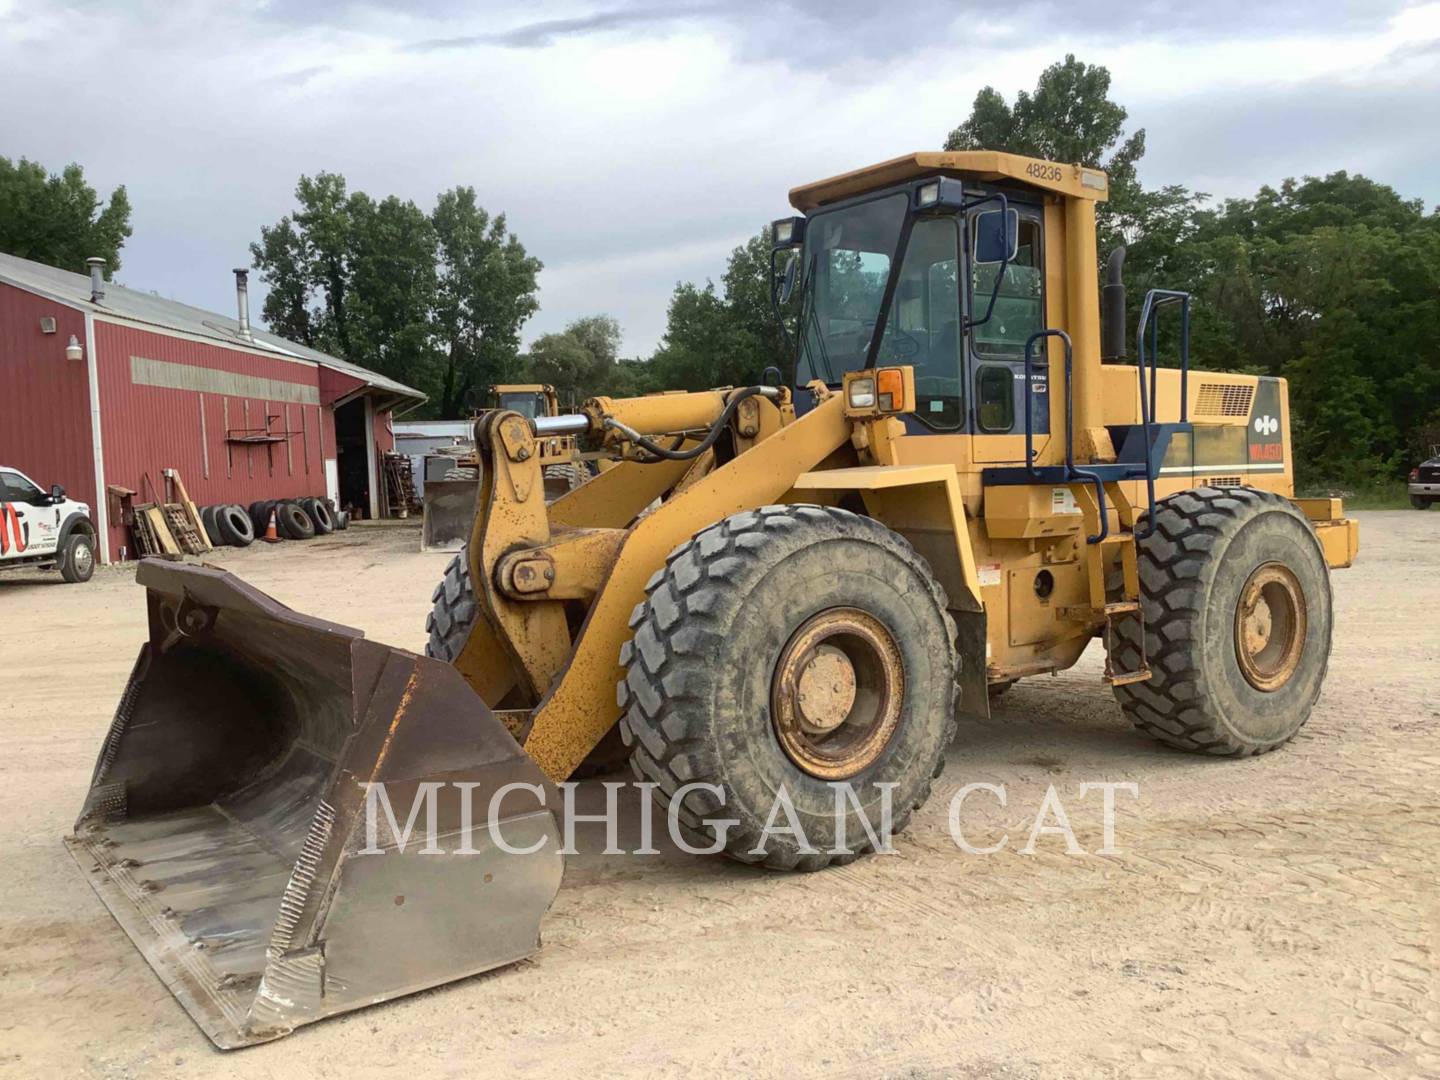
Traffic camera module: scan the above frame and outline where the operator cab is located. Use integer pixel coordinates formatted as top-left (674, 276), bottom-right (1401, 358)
top-left (773, 152), bottom-right (1089, 440)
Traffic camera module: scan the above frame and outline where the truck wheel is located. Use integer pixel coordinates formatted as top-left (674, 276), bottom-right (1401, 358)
top-left (1112, 486), bottom-right (1333, 756)
top-left (423, 549), bottom-right (629, 777)
top-left (216, 505), bottom-right (254, 547)
top-left (619, 505), bottom-right (957, 871)
top-left (59, 533), bottom-right (95, 583)
top-left (277, 501), bottom-right (315, 540)
top-left (1412, 495), bottom-right (1433, 510)
top-left (301, 496), bottom-right (335, 534)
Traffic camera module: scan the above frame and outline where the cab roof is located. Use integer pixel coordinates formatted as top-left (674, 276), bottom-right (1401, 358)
top-left (788, 150), bottom-right (1109, 212)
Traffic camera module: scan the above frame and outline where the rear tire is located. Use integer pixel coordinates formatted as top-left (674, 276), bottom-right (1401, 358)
top-left (1412, 495), bottom-right (1433, 510)
top-left (1113, 486), bottom-right (1333, 756)
top-left (59, 532), bottom-right (95, 583)
top-left (619, 505), bottom-right (957, 871)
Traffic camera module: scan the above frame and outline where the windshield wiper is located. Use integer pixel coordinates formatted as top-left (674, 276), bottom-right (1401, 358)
top-left (796, 251), bottom-right (837, 385)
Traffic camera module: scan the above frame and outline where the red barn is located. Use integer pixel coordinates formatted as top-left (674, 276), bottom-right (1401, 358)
top-left (0, 252), bottom-right (424, 563)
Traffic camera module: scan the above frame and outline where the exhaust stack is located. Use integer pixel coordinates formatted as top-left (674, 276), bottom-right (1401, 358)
top-left (86, 257), bottom-right (106, 303)
top-left (233, 268), bottom-right (253, 342)
top-left (1101, 246), bottom-right (1126, 362)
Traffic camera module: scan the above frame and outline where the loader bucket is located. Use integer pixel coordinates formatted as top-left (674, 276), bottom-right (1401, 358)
top-left (421, 478), bottom-right (478, 552)
top-left (65, 560), bottom-right (564, 1049)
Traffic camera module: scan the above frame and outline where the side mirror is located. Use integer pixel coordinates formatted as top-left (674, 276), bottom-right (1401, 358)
top-left (974, 209), bottom-right (1019, 265)
top-left (49, 483), bottom-right (65, 501)
top-left (777, 252), bottom-right (799, 305)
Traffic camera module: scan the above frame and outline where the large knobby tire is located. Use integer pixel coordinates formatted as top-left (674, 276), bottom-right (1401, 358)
top-left (423, 549), bottom-right (628, 777)
top-left (542, 462), bottom-right (591, 503)
top-left (619, 505), bottom-right (957, 872)
top-left (58, 532), bottom-right (95, 583)
top-left (1113, 486), bottom-right (1333, 756)
top-left (425, 550), bottom-right (478, 662)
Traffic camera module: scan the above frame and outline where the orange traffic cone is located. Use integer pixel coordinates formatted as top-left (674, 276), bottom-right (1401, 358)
top-left (261, 507), bottom-right (281, 543)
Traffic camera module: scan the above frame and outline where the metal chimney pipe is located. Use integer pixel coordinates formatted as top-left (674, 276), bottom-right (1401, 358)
top-left (233, 268), bottom-right (253, 342)
top-left (86, 257), bottom-right (106, 303)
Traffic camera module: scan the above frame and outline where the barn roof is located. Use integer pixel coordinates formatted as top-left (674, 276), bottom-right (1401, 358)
top-left (0, 251), bottom-right (425, 405)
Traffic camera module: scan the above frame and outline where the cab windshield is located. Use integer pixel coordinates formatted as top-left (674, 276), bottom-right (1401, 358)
top-left (795, 193), bottom-right (909, 385)
top-left (497, 392), bottom-right (546, 419)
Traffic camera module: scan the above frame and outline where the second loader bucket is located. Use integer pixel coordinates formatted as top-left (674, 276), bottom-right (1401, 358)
top-left (65, 560), bottom-right (564, 1048)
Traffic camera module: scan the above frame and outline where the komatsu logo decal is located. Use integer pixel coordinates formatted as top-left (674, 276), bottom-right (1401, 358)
top-left (1254, 415), bottom-right (1279, 436)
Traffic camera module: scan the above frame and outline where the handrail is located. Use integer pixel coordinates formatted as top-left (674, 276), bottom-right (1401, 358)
top-left (1022, 328), bottom-right (1108, 544)
top-left (1133, 289), bottom-right (1192, 538)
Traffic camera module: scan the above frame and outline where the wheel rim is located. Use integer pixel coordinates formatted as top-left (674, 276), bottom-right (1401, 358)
top-left (770, 607), bottom-right (903, 779)
top-left (74, 542), bottom-right (93, 575)
top-left (1234, 562), bottom-right (1307, 692)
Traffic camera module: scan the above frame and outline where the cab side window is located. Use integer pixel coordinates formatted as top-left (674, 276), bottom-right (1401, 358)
top-left (0, 471), bottom-right (40, 502)
top-left (970, 217), bottom-right (1044, 359)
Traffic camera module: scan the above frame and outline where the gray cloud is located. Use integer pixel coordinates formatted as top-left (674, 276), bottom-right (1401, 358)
top-left (0, 0), bottom-right (1433, 359)
top-left (406, 7), bottom-right (710, 52)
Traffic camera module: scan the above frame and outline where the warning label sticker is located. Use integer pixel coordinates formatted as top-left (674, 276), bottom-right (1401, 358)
top-left (1051, 487), bottom-right (1080, 515)
top-left (977, 562), bottom-right (1003, 587)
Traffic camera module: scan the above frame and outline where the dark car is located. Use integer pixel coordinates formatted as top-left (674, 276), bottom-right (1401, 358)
top-left (1410, 447), bottom-right (1440, 510)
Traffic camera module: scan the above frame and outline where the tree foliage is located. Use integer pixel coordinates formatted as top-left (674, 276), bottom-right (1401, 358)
top-left (942, 57), bottom-right (1440, 488)
top-left (0, 157), bottom-right (132, 273)
top-left (642, 232), bottom-right (791, 392)
top-left (251, 175), bottom-right (540, 416)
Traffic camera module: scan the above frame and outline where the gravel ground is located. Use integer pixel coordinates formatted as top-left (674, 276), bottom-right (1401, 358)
top-left (0, 512), bottom-right (1436, 1079)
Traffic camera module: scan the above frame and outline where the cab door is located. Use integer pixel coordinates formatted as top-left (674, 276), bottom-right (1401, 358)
top-left (965, 202), bottom-right (1051, 463)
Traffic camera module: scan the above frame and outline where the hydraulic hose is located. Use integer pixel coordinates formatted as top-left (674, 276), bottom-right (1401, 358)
top-left (603, 386), bottom-right (776, 463)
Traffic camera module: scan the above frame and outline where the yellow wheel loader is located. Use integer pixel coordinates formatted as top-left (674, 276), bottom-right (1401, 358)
top-left (68, 150), bottom-right (1360, 1048)
top-left (421, 382), bottom-right (595, 550)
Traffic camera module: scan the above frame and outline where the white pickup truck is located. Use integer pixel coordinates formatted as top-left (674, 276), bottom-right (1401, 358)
top-left (0, 466), bottom-right (97, 582)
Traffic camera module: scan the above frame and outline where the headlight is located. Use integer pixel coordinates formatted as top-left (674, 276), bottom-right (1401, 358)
top-left (917, 181), bottom-right (940, 208)
top-left (847, 377), bottom-right (876, 410)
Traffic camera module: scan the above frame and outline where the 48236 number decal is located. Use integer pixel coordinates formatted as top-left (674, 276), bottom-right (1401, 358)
top-left (1025, 162), bottom-right (1063, 182)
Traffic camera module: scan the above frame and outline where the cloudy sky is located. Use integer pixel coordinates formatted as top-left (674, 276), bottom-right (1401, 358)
top-left (3, 1), bottom-right (1438, 357)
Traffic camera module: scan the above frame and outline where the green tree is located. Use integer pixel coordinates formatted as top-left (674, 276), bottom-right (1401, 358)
top-left (650, 231), bottom-right (792, 390)
top-left (251, 176), bottom-right (542, 416)
top-left (523, 314), bottom-right (623, 403)
top-left (944, 55), bottom-right (1147, 249)
top-left (0, 157), bottom-right (132, 272)
top-left (431, 187), bottom-right (542, 418)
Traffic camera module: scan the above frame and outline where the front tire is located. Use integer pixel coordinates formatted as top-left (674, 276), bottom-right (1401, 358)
top-left (59, 533), bottom-right (95, 583)
top-left (619, 505), bottom-right (957, 871)
top-left (1113, 486), bottom-right (1333, 756)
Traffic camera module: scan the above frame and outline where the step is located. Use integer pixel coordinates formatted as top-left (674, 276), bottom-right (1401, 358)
top-left (1104, 668), bottom-right (1153, 687)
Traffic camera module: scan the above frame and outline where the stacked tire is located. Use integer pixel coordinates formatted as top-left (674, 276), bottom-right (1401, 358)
top-left (199, 504), bottom-right (255, 547)
top-left (231, 497), bottom-right (346, 542)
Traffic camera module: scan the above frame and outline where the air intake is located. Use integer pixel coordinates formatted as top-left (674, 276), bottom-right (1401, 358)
top-left (1195, 383), bottom-right (1254, 418)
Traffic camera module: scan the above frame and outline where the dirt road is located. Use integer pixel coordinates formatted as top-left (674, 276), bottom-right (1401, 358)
top-left (2, 513), bottom-right (1436, 1078)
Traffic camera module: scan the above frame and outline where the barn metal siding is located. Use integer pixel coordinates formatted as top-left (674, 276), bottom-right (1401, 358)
top-left (0, 283), bottom-right (98, 511)
top-left (94, 319), bottom-right (336, 558)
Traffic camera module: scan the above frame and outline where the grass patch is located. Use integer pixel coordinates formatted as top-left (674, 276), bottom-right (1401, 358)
top-left (1296, 479), bottom-right (1413, 510)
